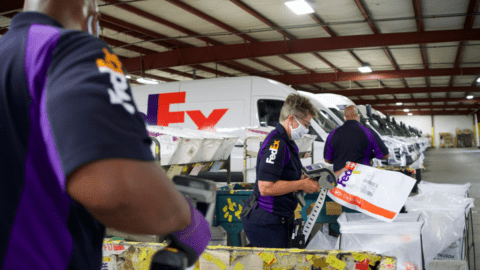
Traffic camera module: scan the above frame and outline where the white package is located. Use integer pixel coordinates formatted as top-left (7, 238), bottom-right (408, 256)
top-left (417, 181), bottom-right (471, 198)
top-left (327, 162), bottom-right (416, 222)
top-left (338, 212), bottom-right (425, 270)
top-left (410, 153), bottom-right (425, 169)
top-left (306, 230), bottom-right (339, 251)
top-left (405, 192), bottom-right (474, 268)
top-left (435, 238), bottom-right (463, 260)
top-left (147, 126), bottom-right (239, 165)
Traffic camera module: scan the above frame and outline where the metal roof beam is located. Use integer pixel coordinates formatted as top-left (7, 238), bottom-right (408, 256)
top-left (309, 13), bottom-right (337, 37)
top-left (163, 0), bottom-right (289, 76)
top-left (165, 0), bottom-right (256, 43)
top-left (100, 14), bottom-right (189, 48)
top-left (352, 0), bottom-right (405, 87)
top-left (464, 0), bottom-right (480, 29)
top-left (102, 0), bottom-right (222, 46)
top-left (387, 111), bottom-right (472, 116)
top-left (122, 29), bottom-right (480, 72)
top-left (190, 65), bottom-right (232, 78)
top-left (373, 104), bottom-right (478, 110)
top-left (354, 97), bottom-right (480, 105)
top-left (100, 28), bottom-right (230, 78)
top-left (448, 0), bottom-right (479, 87)
top-left (229, 0), bottom-right (296, 40)
top-left (329, 86), bottom-right (479, 96)
top-left (412, 0), bottom-right (425, 31)
top-left (101, 0), bottom-right (268, 76)
top-left (228, 0), bottom-right (337, 78)
top-left (103, 37), bottom-right (205, 79)
top-left (353, 0), bottom-right (379, 35)
top-left (269, 67), bottom-right (480, 85)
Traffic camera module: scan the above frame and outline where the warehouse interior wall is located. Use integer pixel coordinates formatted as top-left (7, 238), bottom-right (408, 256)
top-left (393, 116), bottom-right (432, 136)
top-left (394, 115), bottom-right (474, 148)
top-left (433, 115), bottom-right (474, 147)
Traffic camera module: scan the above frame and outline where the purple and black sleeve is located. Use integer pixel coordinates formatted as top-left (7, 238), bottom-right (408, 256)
top-left (45, 31), bottom-right (154, 178)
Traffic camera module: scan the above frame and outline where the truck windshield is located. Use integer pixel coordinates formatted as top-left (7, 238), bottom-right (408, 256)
top-left (329, 108), bottom-right (345, 123)
top-left (368, 119), bottom-right (388, 136)
top-left (389, 122), bottom-right (406, 137)
top-left (313, 110), bottom-right (337, 133)
top-left (371, 115), bottom-right (392, 136)
top-left (320, 109), bottom-right (341, 127)
top-left (257, 99), bottom-right (325, 142)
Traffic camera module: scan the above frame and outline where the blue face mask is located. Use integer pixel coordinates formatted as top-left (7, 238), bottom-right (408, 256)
top-left (290, 116), bottom-right (309, 140)
top-left (87, 15), bottom-right (100, 38)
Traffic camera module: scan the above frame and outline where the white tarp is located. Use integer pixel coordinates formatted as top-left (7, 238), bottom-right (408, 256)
top-left (417, 181), bottom-right (471, 198)
top-left (338, 212), bottom-right (425, 270)
top-left (405, 192), bottom-right (474, 268)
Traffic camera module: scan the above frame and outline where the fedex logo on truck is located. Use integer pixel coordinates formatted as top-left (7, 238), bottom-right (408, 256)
top-left (145, 92), bottom-right (228, 131)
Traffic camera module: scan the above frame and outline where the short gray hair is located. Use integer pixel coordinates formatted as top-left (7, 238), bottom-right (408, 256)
top-left (279, 93), bottom-right (318, 122)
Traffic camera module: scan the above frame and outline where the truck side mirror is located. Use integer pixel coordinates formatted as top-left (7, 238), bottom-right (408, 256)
top-left (366, 104), bottom-right (372, 119)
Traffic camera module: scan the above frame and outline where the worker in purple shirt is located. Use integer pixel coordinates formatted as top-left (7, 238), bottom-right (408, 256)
top-left (324, 105), bottom-right (389, 172)
top-left (0, 0), bottom-right (210, 269)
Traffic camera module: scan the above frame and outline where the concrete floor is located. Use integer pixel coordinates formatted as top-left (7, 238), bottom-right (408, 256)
top-left (421, 147), bottom-right (480, 270)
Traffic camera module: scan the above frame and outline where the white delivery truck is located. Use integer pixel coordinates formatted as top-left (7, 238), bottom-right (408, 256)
top-left (300, 93), bottom-right (407, 167)
top-left (357, 105), bottom-right (421, 166)
top-left (131, 76), bottom-right (331, 182)
top-left (297, 91), bottom-right (344, 128)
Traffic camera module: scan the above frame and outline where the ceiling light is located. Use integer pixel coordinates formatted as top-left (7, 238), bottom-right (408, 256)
top-left (396, 102), bottom-right (403, 105)
top-left (285, 0), bottom-right (314, 15)
top-left (358, 64), bottom-right (372, 73)
top-left (477, 78), bottom-right (480, 83)
top-left (136, 78), bottom-right (159, 85)
top-left (408, 113), bottom-right (413, 116)
top-left (126, 75), bottom-right (131, 79)
top-left (466, 95), bottom-right (474, 99)
top-left (403, 109), bottom-right (410, 112)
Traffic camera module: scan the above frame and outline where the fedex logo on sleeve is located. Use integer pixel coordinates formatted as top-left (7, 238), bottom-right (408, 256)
top-left (145, 92), bottom-right (228, 131)
top-left (266, 140), bottom-right (280, 164)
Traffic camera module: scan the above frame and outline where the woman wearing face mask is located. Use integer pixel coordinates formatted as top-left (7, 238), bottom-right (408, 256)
top-left (240, 93), bottom-right (321, 248)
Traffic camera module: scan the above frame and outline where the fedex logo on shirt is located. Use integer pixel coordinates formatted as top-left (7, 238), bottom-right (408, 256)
top-left (96, 48), bottom-right (135, 115)
top-left (146, 92), bottom-right (228, 131)
top-left (266, 140), bottom-right (280, 164)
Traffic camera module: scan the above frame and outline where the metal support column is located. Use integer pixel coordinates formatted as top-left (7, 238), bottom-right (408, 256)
top-left (475, 112), bottom-right (480, 148)
top-left (431, 115), bottom-right (435, 147)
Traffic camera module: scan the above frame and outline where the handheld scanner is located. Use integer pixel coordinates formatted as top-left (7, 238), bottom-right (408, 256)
top-left (172, 175), bottom-right (217, 226)
top-left (150, 176), bottom-right (217, 270)
top-left (302, 163), bottom-right (337, 190)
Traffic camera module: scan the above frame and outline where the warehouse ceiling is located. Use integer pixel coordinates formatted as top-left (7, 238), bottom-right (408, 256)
top-left (1, 0), bottom-right (480, 116)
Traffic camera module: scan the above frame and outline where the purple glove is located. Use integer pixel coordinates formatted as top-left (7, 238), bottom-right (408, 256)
top-left (170, 199), bottom-right (211, 266)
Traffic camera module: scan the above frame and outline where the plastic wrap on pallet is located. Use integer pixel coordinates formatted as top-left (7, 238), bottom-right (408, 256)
top-left (102, 239), bottom-right (398, 270)
top-left (338, 213), bottom-right (424, 270)
top-left (417, 181), bottom-right (471, 198)
top-left (409, 153), bottom-right (424, 169)
top-left (405, 192), bottom-right (474, 269)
